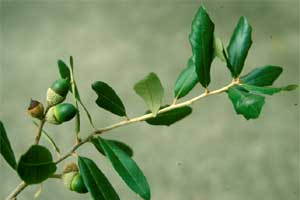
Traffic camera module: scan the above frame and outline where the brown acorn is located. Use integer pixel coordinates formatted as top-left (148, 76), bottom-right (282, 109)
top-left (27, 99), bottom-right (44, 120)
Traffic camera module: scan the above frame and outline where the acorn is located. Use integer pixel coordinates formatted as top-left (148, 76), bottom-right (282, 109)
top-left (62, 163), bottom-right (88, 194)
top-left (45, 103), bottom-right (77, 124)
top-left (46, 78), bottom-right (70, 106)
top-left (27, 99), bottom-right (44, 120)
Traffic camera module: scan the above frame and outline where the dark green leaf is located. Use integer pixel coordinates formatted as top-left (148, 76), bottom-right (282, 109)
top-left (189, 6), bottom-right (215, 88)
top-left (241, 65), bottom-right (283, 86)
top-left (94, 137), bottom-right (150, 200)
top-left (241, 84), bottom-right (298, 96)
top-left (145, 105), bottom-right (192, 126)
top-left (57, 59), bottom-right (81, 100)
top-left (57, 60), bottom-right (71, 80)
top-left (78, 156), bottom-right (120, 200)
top-left (17, 145), bottom-right (56, 184)
top-left (134, 72), bottom-right (164, 116)
top-left (174, 58), bottom-right (198, 99)
top-left (92, 81), bottom-right (127, 117)
top-left (0, 121), bottom-right (17, 170)
top-left (227, 86), bottom-right (265, 120)
top-left (92, 139), bottom-right (133, 157)
top-left (227, 16), bottom-right (252, 77)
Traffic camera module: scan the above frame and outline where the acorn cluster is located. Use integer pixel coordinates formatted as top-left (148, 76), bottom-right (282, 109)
top-left (27, 78), bottom-right (77, 124)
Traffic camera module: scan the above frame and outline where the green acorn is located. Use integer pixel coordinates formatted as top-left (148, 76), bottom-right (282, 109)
top-left (47, 79), bottom-right (70, 106)
top-left (45, 103), bottom-right (77, 124)
top-left (27, 99), bottom-right (44, 120)
top-left (62, 163), bottom-right (88, 194)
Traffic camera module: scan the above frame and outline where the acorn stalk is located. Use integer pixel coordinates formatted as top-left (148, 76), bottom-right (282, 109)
top-left (47, 79), bottom-right (70, 106)
top-left (45, 103), bottom-right (77, 124)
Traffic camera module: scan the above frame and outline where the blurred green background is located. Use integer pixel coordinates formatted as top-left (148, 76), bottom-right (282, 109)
top-left (1, 0), bottom-right (299, 199)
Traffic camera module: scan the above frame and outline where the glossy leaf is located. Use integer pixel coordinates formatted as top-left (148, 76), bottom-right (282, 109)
top-left (241, 84), bottom-right (298, 96)
top-left (174, 58), bottom-right (198, 99)
top-left (213, 36), bottom-right (226, 62)
top-left (57, 59), bottom-right (81, 100)
top-left (92, 139), bottom-right (133, 157)
top-left (241, 65), bottom-right (283, 86)
top-left (57, 60), bottom-right (71, 80)
top-left (227, 16), bottom-right (252, 77)
top-left (94, 137), bottom-right (150, 200)
top-left (227, 86), bottom-right (265, 120)
top-left (17, 145), bottom-right (57, 184)
top-left (189, 6), bottom-right (215, 88)
top-left (78, 156), bottom-right (120, 200)
top-left (134, 73), bottom-right (164, 116)
top-left (145, 105), bottom-right (192, 126)
top-left (92, 81), bottom-right (127, 117)
top-left (0, 121), bottom-right (17, 170)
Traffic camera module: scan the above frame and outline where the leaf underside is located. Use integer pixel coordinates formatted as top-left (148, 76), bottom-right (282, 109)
top-left (134, 72), bottom-right (164, 116)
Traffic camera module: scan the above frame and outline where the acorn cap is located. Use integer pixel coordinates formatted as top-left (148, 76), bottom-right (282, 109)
top-left (51, 79), bottom-right (70, 97)
top-left (45, 107), bottom-right (61, 124)
top-left (46, 88), bottom-right (65, 106)
top-left (27, 99), bottom-right (44, 119)
top-left (54, 103), bottom-right (77, 123)
top-left (63, 162), bottom-right (78, 173)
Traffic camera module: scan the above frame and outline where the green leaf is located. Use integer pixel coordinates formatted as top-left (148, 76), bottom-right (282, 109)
top-left (78, 156), bottom-right (120, 200)
top-left (92, 81), bottom-right (127, 117)
top-left (93, 137), bottom-right (151, 200)
top-left (227, 86), bottom-right (265, 120)
top-left (241, 65), bottom-right (283, 86)
top-left (134, 72), bottom-right (164, 116)
top-left (174, 58), bottom-right (198, 99)
top-left (57, 60), bottom-right (71, 80)
top-left (189, 6), bottom-right (215, 88)
top-left (241, 84), bottom-right (298, 96)
top-left (145, 105), bottom-right (192, 126)
top-left (57, 59), bottom-right (81, 100)
top-left (213, 36), bottom-right (226, 62)
top-left (17, 145), bottom-right (57, 184)
top-left (92, 139), bottom-right (133, 157)
top-left (227, 16), bottom-right (252, 77)
top-left (0, 121), bottom-right (17, 170)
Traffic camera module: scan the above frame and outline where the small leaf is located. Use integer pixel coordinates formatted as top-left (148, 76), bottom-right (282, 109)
top-left (213, 36), bottom-right (226, 62)
top-left (134, 73), bottom-right (164, 116)
top-left (92, 81), bottom-right (127, 117)
top-left (145, 105), bottom-right (192, 126)
top-left (57, 59), bottom-right (81, 100)
top-left (78, 156), bottom-right (120, 200)
top-left (189, 6), bottom-right (215, 88)
top-left (174, 58), bottom-right (198, 99)
top-left (241, 84), bottom-right (298, 96)
top-left (92, 139), bottom-right (133, 157)
top-left (0, 121), bottom-right (17, 170)
top-left (57, 60), bottom-right (71, 80)
top-left (93, 137), bottom-right (151, 200)
top-left (17, 145), bottom-right (57, 184)
top-left (227, 86), bottom-right (265, 120)
top-left (241, 65), bottom-right (283, 86)
top-left (227, 16), bottom-right (252, 77)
